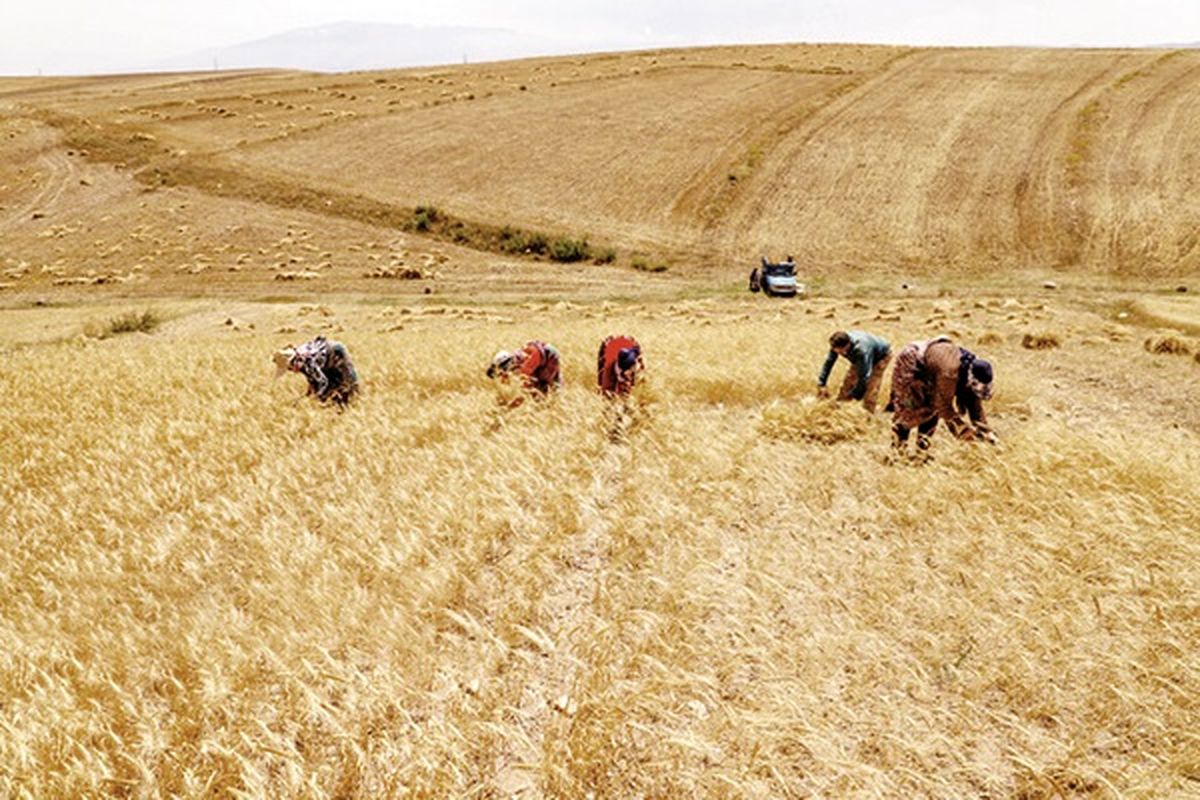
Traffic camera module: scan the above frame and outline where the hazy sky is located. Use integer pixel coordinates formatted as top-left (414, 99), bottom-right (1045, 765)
top-left (3, 0), bottom-right (1198, 75)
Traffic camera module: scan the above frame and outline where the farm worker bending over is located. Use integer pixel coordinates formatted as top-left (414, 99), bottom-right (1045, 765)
top-left (487, 340), bottom-right (562, 397)
top-left (275, 335), bottom-right (359, 406)
top-left (889, 337), bottom-right (996, 450)
top-left (816, 330), bottom-right (892, 413)
top-left (597, 335), bottom-right (644, 397)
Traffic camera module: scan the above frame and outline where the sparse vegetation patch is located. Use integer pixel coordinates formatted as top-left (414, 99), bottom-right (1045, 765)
top-left (498, 226), bottom-right (548, 256)
top-left (548, 236), bottom-right (591, 263)
top-left (759, 398), bottom-right (876, 444)
top-left (593, 247), bottom-right (617, 265)
top-left (410, 204), bottom-right (442, 232)
top-left (1067, 99), bottom-right (1103, 185)
top-left (631, 255), bottom-right (668, 273)
top-left (87, 309), bottom-right (161, 339)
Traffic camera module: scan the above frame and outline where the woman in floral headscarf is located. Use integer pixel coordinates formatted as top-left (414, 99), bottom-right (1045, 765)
top-left (486, 340), bottom-right (562, 406)
top-left (275, 335), bottom-right (359, 407)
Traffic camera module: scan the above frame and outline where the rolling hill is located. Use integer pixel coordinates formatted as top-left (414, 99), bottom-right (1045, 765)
top-left (3, 42), bottom-right (1200, 799)
top-left (2, 42), bottom-right (1198, 304)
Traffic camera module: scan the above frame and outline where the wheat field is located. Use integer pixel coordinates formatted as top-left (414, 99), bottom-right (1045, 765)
top-left (2, 40), bottom-right (1200, 798)
top-left (1, 294), bottom-right (1198, 798)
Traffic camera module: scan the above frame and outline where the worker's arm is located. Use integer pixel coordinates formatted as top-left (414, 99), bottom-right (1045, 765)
top-left (817, 349), bottom-right (838, 388)
top-left (961, 390), bottom-right (996, 442)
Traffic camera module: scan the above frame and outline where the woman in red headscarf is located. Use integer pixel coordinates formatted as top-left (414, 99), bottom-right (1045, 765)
top-left (597, 335), bottom-right (643, 397)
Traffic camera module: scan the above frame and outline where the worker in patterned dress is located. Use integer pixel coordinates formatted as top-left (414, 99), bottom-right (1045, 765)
top-left (274, 335), bottom-right (359, 407)
top-left (487, 340), bottom-right (562, 402)
top-left (889, 337), bottom-right (996, 450)
top-left (597, 335), bottom-right (644, 397)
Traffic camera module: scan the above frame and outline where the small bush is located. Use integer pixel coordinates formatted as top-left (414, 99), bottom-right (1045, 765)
top-left (978, 331), bottom-right (1005, 346)
top-left (410, 204), bottom-right (441, 232)
top-left (93, 310), bottom-right (161, 339)
top-left (498, 227), bottom-right (548, 256)
top-left (593, 247), bottom-right (617, 265)
top-left (549, 237), bottom-right (591, 263)
top-left (1144, 335), bottom-right (1192, 356)
top-left (449, 222), bottom-right (471, 244)
top-left (1021, 332), bottom-right (1061, 350)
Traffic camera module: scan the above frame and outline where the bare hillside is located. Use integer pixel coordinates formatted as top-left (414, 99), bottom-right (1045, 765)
top-left (2, 42), bottom-right (1199, 299)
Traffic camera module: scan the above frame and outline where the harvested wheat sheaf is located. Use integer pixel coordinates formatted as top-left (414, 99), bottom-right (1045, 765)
top-left (758, 398), bottom-right (877, 444)
top-left (274, 270), bottom-right (321, 281)
top-left (1021, 332), bottom-right (1061, 350)
top-left (1143, 334), bottom-right (1192, 356)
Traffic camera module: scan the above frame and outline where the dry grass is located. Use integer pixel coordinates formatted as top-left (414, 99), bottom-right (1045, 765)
top-left (6, 45), bottom-right (1200, 278)
top-left (83, 308), bottom-right (162, 339)
top-left (1132, 297), bottom-right (1200, 335)
top-left (1, 301), bottom-right (1198, 797)
top-left (759, 398), bottom-right (880, 444)
top-left (4, 41), bottom-right (1200, 798)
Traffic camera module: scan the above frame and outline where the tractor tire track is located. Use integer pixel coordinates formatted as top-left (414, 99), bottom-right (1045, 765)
top-left (0, 147), bottom-right (76, 233)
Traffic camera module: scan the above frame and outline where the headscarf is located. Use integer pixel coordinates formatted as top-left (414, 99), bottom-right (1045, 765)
top-left (487, 350), bottom-right (518, 379)
top-left (960, 349), bottom-right (994, 400)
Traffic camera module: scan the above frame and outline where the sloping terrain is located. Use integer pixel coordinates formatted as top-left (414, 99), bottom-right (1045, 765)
top-left (4, 42), bottom-right (1198, 303)
top-left (2, 43), bottom-right (1199, 799)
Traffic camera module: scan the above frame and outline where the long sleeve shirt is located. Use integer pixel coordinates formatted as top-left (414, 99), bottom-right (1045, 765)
top-left (817, 331), bottom-right (891, 398)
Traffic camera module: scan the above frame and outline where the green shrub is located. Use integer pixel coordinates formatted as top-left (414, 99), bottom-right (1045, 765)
top-left (498, 227), bottom-right (548, 256)
top-left (594, 247), bottom-right (617, 264)
top-left (549, 237), bottom-right (591, 263)
top-left (448, 222), bottom-right (471, 244)
top-left (410, 204), bottom-right (442, 232)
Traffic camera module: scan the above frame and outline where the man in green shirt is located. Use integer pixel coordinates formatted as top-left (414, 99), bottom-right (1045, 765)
top-left (816, 330), bottom-right (892, 413)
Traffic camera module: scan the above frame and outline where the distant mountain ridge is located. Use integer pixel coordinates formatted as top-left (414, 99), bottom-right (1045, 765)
top-left (153, 21), bottom-right (591, 73)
